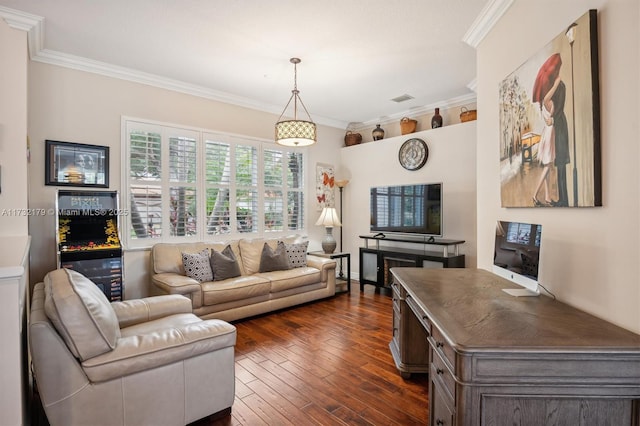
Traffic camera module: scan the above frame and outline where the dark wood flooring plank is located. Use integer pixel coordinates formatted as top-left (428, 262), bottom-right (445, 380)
top-left (201, 284), bottom-right (430, 426)
top-left (237, 357), bottom-right (311, 408)
top-left (300, 402), bottom-right (351, 426)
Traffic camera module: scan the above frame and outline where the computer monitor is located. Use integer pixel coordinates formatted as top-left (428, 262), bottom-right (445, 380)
top-left (492, 220), bottom-right (542, 297)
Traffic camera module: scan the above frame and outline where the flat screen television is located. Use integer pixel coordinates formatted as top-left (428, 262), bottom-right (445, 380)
top-left (492, 220), bottom-right (542, 296)
top-left (370, 183), bottom-right (442, 237)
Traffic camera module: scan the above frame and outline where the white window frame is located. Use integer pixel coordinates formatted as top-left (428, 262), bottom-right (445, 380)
top-left (121, 117), bottom-right (306, 249)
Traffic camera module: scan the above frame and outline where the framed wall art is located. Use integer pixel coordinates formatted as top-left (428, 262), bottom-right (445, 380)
top-left (498, 9), bottom-right (601, 208)
top-left (45, 140), bottom-right (109, 187)
top-left (315, 163), bottom-right (335, 210)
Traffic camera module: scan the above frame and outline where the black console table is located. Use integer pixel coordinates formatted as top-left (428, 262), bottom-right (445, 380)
top-left (358, 235), bottom-right (465, 291)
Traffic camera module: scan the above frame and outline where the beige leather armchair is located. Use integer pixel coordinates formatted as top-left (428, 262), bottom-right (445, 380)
top-left (30, 268), bottom-right (236, 426)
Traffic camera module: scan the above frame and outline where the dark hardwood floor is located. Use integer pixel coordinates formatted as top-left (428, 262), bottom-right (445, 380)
top-left (195, 284), bottom-right (430, 426)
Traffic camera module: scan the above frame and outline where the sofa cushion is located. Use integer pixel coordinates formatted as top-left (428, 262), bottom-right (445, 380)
top-left (239, 238), bottom-right (272, 275)
top-left (284, 241), bottom-right (309, 268)
top-left (259, 267), bottom-right (322, 293)
top-left (182, 250), bottom-right (213, 282)
top-left (44, 268), bottom-right (120, 361)
top-left (211, 245), bottom-right (241, 281)
top-left (280, 234), bottom-right (306, 244)
top-left (259, 241), bottom-right (291, 272)
top-left (153, 242), bottom-right (207, 274)
top-left (201, 275), bottom-right (271, 305)
top-left (82, 316), bottom-right (237, 383)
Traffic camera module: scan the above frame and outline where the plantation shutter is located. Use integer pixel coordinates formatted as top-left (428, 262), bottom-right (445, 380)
top-left (264, 149), bottom-right (284, 232)
top-left (287, 151), bottom-right (304, 230)
top-left (235, 144), bottom-right (258, 234)
top-left (128, 127), bottom-right (162, 239)
top-left (123, 118), bottom-right (306, 247)
top-left (205, 139), bottom-right (231, 235)
top-left (169, 136), bottom-right (197, 236)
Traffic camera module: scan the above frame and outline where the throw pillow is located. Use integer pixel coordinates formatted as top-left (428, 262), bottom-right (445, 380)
top-left (285, 241), bottom-right (309, 268)
top-left (210, 245), bottom-right (242, 281)
top-left (181, 250), bottom-right (213, 282)
top-left (44, 268), bottom-right (120, 361)
top-left (259, 241), bottom-right (291, 272)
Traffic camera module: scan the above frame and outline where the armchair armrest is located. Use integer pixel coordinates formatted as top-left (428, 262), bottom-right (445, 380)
top-left (82, 319), bottom-right (236, 383)
top-left (111, 295), bottom-right (193, 328)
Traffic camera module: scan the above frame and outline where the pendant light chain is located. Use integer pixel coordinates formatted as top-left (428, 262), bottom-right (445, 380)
top-left (292, 60), bottom-right (298, 120)
top-left (293, 59), bottom-right (313, 122)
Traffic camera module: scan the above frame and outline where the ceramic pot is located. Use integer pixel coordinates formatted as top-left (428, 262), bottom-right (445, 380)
top-left (372, 124), bottom-right (385, 141)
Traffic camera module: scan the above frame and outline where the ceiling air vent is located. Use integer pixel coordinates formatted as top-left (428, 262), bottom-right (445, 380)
top-left (391, 94), bottom-right (414, 103)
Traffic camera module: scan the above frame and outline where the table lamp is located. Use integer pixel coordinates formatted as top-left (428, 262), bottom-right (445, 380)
top-left (315, 207), bottom-right (342, 253)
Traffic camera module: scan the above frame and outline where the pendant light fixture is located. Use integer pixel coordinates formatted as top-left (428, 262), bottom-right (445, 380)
top-left (275, 58), bottom-right (317, 147)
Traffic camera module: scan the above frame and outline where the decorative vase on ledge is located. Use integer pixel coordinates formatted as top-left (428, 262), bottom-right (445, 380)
top-left (431, 108), bottom-right (443, 128)
top-left (372, 124), bottom-right (385, 141)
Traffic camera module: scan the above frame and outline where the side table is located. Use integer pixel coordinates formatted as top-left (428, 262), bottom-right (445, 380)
top-left (308, 251), bottom-right (351, 293)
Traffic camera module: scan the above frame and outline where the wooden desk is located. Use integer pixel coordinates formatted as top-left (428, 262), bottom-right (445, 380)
top-left (390, 267), bottom-right (640, 426)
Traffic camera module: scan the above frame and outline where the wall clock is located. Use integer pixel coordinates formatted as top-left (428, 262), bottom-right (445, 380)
top-left (398, 138), bottom-right (428, 171)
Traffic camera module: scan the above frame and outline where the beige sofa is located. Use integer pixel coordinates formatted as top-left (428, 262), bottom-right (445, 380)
top-left (150, 237), bottom-right (337, 322)
top-left (30, 268), bottom-right (236, 426)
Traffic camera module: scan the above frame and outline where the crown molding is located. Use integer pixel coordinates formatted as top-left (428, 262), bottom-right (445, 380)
top-left (1, 5), bottom-right (477, 131)
top-left (0, 5), bottom-right (349, 129)
top-left (351, 92), bottom-right (477, 131)
top-left (31, 48), bottom-right (349, 129)
top-left (0, 6), bottom-right (44, 58)
top-left (463, 0), bottom-right (515, 48)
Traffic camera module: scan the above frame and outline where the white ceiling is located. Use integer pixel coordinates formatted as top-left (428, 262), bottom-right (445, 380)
top-left (0, 0), bottom-right (501, 129)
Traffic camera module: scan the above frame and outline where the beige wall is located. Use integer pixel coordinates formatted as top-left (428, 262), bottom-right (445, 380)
top-left (0, 18), bottom-right (28, 236)
top-left (26, 62), bottom-right (345, 297)
top-left (14, 0), bottom-right (640, 334)
top-left (340, 121), bottom-right (477, 275)
top-left (476, 0), bottom-right (639, 333)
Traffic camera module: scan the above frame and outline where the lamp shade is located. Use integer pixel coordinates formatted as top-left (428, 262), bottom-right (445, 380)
top-left (275, 120), bottom-right (317, 147)
top-left (335, 179), bottom-right (349, 188)
top-left (315, 207), bottom-right (342, 227)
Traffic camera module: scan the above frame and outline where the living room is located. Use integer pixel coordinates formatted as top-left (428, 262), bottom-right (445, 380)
top-left (1, 0), bottom-right (639, 425)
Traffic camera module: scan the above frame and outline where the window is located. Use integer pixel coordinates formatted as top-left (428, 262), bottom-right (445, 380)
top-left (123, 119), bottom-right (305, 248)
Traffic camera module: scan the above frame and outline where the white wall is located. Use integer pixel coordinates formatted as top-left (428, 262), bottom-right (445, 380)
top-left (26, 62), bottom-right (345, 297)
top-left (0, 18), bottom-right (28, 236)
top-left (476, 0), bottom-right (639, 333)
top-left (340, 122), bottom-right (477, 278)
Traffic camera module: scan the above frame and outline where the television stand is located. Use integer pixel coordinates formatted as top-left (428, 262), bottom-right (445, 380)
top-left (360, 235), bottom-right (464, 257)
top-left (359, 235), bottom-right (465, 291)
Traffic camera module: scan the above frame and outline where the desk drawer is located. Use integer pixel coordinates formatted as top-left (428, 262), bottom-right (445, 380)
top-left (430, 373), bottom-right (455, 426)
top-left (432, 347), bottom-right (456, 400)
top-left (406, 295), bottom-right (431, 334)
top-left (431, 326), bottom-right (456, 370)
top-left (391, 280), bottom-right (405, 299)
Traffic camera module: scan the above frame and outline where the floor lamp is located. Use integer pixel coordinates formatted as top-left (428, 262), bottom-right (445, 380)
top-left (335, 179), bottom-right (349, 278)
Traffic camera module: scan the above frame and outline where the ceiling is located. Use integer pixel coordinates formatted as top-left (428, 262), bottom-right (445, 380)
top-left (0, 0), bottom-right (498, 129)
